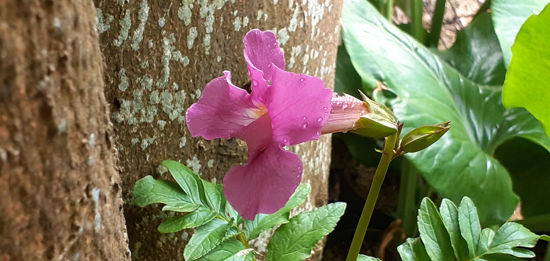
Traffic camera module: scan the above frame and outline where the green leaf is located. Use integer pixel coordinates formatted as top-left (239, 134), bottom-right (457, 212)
top-left (491, 0), bottom-right (550, 67)
top-left (184, 219), bottom-right (234, 261)
top-left (479, 227), bottom-right (496, 254)
top-left (341, 0), bottom-right (550, 225)
top-left (483, 222), bottom-right (539, 258)
top-left (436, 12), bottom-right (506, 86)
top-left (199, 238), bottom-right (253, 261)
top-left (202, 181), bottom-right (226, 215)
top-left (163, 160), bottom-right (206, 205)
top-left (417, 198), bottom-right (455, 261)
top-left (458, 197), bottom-right (482, 258)
top-left (244, 183), bottom-right (310, 240)
top-left (502, 4), bottom-right (550, 137)
top-left (265, 202), bottom-right (346, 261)
top-left (439, 199), bottom-right (469, 260)
top-left (400, 122), bottom-right (450, 153)
top-left (335, 44), bottom-right (372, 97)
top-left (157, 208), bottom-right (217, 233)
top-left (397, 237), bottom-right (431, 261)
top-left (357, 254), bottom-right (381, 261)
top-left (541, 235), bottom-right (550, 241)
top-left (133, 175), bottom-right (198, 210)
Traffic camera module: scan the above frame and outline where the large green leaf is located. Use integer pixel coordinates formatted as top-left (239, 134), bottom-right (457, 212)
top-left (484, 222), bottom-right (539, 258)
top-left (437, 13), bottom-right (506, 86)
top-left (341, 0), bottom-right (550, 225)
top-left (417, 198), bottom-right (455, 261)
top-left (502, 4), bottom-right (550, 137)
top-left (265, 202), bottom-right (346, 261)
top-left (244, 183), bottom-right (310, 240)
top-left (133, 175), bottom-right (199, 211)
top-left (491, 0), bottom-right (550, 67)
top-left (157, 208), bottom-right (217, 233)
top-left (163, 160), bottom-right (207, 205)
top-left (184, 219), bottom-right (234, 261)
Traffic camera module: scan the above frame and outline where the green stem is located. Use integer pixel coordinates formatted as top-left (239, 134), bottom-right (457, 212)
top-left (397, 160), bottom-right (419, 237)
top-left (385, 0), bottom-right (394, 20)
top-left (427, 0), bottom-right (446, 47)
top-left (411, 0), bottom-right (424, 41)
top-left (346, 133), bottom-right (398, 261)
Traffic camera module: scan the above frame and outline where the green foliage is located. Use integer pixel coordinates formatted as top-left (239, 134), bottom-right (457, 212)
top-left (398, 197), bottom-right (548, 261)
top-left (341, 0), bottom-right (550, 225)
top-left (133, 161), bottom-right (346, 261)
top-left (265, 202), bottom-right (346, 261)
top-left (357, 254), bottom-right (381, 261)
top-left (491, 0), bottom-right (550, 67)
top-left (502, 4), bottom-right (550, 137)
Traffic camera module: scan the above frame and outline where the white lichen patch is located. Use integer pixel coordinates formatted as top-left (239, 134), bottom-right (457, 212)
top-left (91, 188), bottom-right (102, 232)
top-left (187, 27), bottom-right (198, 49)
top-left (118, 68), bottom-right (129, 91)
top-left (242, 16), bottom-right (249, 27)
top-left (288, 6), bottom-right (300, 32)
top-left (207, 159), bottom-right (214, 168)
top-left (277, 28), bottom-right (289, 45)
top-left (306, 0), bottom-right (325, 37)
top-left (179, 136), bottom-right (187, 148)
top-left (131, 138), bottom-right (140, 145)
top-left (158, 17), bottom-right (166, 27)
top-left (157, 164), bottom-right (168, 175)
top-left (96, 8), bottom-right (114, 34)
top-left (157, 33), bottom-right (176, 89)
top-left (141, 137), bottom-right (156, 150)
top-left (233, 17), bottom-right (241, 31)
top-left (114, 9), bottom-right (132, 47)
top-left (140, 60), bottom-right (149, 69)
top-left (157, 120), bottom-right (167, 130)
top-left (256, 10), bottom-right (263, 20)
top-left (131, 0), bottom-right (150, 51)
top-left (216, 56), bottom-right (221, 62)
top-left (288, 45), bottom-right (302, 69)
top-left (178, 3), bottom-right (193, 26)
top-left (186, 155), bottom-right (201, 174)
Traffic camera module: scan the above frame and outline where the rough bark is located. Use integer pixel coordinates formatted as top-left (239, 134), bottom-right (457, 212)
top-left (94, 0), bottom-right (343, 260)
top-left (0, 1), bottom-right (130, 260)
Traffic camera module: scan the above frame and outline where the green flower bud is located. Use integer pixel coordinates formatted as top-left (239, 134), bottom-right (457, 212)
top-left (400, 122), bottom-right (451, 153)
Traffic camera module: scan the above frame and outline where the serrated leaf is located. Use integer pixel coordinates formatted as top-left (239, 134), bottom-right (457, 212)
top-left (417, 198), bottom-right (455, 261)
top-left (397, 237), bottom-right (430, 261)
top-left (458, 197), bottom-right (482, 258)
top-left (158, 208), bottom-right (217, 233)
top-left (502, 4), bottom-right (550, 137)
top-left (133, 175), bottom-right (197, 208)
top-left (357, 254), bottom-right (381, 261)
top-left (439, 199), bottom-right (469, 260)
top-left (163, 160), bottom-right (206, 205)
top-left (244, 183), bottom-right (310, 240)
top-left (265, 202), bottom-right (346, 261)
top-left (199, 238), bottom-right (252, 261)
top-left (162, 203), bottom-right (200, 213)
top-left (202, 181), bottom-right (226, 215)
top-left (491, 0), bottom-right (550, 67)
top-left (184, 219), bottom-right (234, 261)
top-left (342, 0), bottom-right (550, 225)
top-left (483, 222), bottom-right (539, 258)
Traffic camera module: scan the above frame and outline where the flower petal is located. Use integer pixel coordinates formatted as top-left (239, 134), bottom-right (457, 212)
top-left (186, 71), bottom-right (260, 140)
top-left (235, 113), bottom-right (272, 159)
top-left (243, 29), bottom-right (285, 83)
top-left (223, 145), bottom-right (302, 220)
top-left (267, 67), bottom-right (332, 146)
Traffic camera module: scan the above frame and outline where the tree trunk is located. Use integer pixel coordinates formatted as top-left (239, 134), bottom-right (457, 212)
top-left (0, 1), bottom-right (130, 260)
top-left (94, 0), bottom-right (343, 259)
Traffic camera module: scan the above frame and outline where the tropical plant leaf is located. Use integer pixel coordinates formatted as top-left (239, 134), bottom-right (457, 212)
top-left (341, 0), bottom-right (550, 225)
top-left (133, 175), bottom-right (198, 211)
top-left (436, 12), bottom-right (506, 86)
top-left (417, 198), bottom-right (455, 261)
top-left (244, 183), bottom-right (310, 240)
top-left (397, 237), bottom-right (430, 261)
top-left (502, 4), bottom-right (550, 137)
top-left (265, 202), bottom-right (346, 261)
top-left (491, 0), bottom-right (550, 67)
top-left (184, 219), bottom-right (235, 261)
top-left (157, 208), bottom-right (217, 233)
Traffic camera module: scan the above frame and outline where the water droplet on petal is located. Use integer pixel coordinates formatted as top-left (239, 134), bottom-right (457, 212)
top-left (317, 117), bottom-right (323, 123)
top-left (282, 138), bottom-right (289, 144)
top-left (303, 116), bottom-right (307, 121)
top-left (302, 122), bottom-right (308, 128)
top-left (252, 80), bottom-right (258, 86)
top-left (342, 104), bottom-right (348, 109)
top-left (323, 106), bottom-right (328, 111)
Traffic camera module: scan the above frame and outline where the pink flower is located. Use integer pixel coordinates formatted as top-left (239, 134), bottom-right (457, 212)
top-left (186, 29), bottom-right (332, 220)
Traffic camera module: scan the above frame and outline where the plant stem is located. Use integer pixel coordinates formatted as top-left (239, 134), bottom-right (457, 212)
top-left (411, 0), bottom-right (424, 41)
top-left (385, 0), bottom-right (394, 20)
top-left (346, 133), bottom-right (398, 261)
top-left (427, 0), bottom-right (445, 47)
top-left (397, 159), bottom-right (419, 237)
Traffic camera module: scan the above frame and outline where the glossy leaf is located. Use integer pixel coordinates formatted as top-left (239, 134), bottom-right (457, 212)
top-left (244, 183), bottom-right (310, 240)
top-left (502, 4), bottom-right (550, 137)
top-left (341, 0), bottom-right (550, 224)
top-left (133, 175), bottom-right (198, 211)
top-left (417, 198), bottom-right (455, 261)
top-left (335, 44), bottom-right (370, 98)
top-left (184, 219), bottom-right (234, 261)
top-left (202, 181), bottom-right (226, 215)
top-left (397, 237), bottom-right (430, 261)
top-left (437, 12), bottom-right (506, 86)
top-left (199, 238), bottom-right (253, 261)
top-left (484, 222), bottom-right (539, 258)
top-left (265, 202), bottom-right (346, 261)
top-left (439, 199), bottom-right (469, 260)
top-left (458, 197), bottom-right (482, 258)
top-left (491, 0), bottom-right (550, 67)
top-left (400, 122), bottom-right (450, 153)
top-left (157, 208), bottom-right (217, 233)
top-left (163, 160), bottom-right (207, 205)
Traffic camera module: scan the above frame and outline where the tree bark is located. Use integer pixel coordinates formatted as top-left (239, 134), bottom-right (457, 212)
top-left (94, 0), bottom-right (343, 259)
top-left (0, 1), bottom-right (130, 260)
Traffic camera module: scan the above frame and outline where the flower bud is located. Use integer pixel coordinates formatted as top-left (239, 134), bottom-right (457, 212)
top-left (400, 122), bottom-right (450, 153)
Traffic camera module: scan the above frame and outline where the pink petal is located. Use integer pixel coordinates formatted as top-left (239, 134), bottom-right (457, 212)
top-left (243, 29), bottom-right (285, 83)
top-left (235, 113), bottom-right (272, 159)
top-left (266, 67), bottom-right (332, 146)
top-left (223, 144), bottom-right (302, 220)
top-left (321, 93), bottom-right (368, 134)
top-left (185, 71), bottom-right (261, 140)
